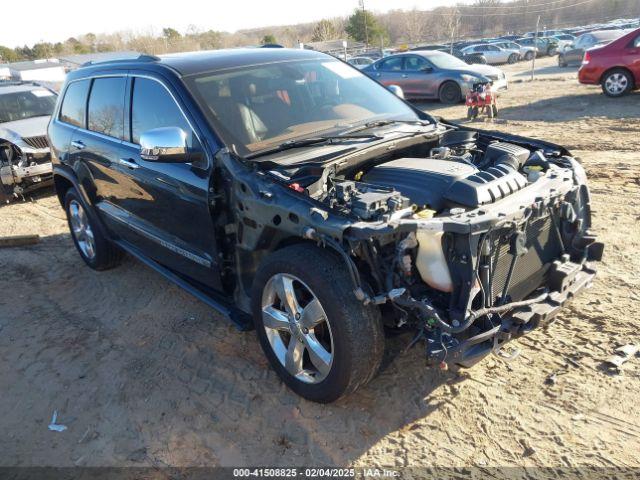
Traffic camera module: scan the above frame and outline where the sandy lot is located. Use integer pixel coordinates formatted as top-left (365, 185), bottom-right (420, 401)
top-left (1, 56), bottom-right (639, 469)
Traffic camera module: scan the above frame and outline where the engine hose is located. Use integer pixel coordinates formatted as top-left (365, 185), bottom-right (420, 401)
top-left (392, 290), bottom-right (550, 334)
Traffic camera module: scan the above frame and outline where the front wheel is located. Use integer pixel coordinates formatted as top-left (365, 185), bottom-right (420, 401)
top-left (601, 69), bottom-right (633, 97)
top-left (524, 51), bottom-right (534, 61)
top-left (439, 81), bottom-right (462, 104)
top-left (508, 53), bottom-right (518, 64)
top-left (252, 244), bottom-right (384, 403)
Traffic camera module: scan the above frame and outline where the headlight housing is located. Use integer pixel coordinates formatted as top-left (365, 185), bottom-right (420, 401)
top-left (460, 74), bottom-right (480, 83)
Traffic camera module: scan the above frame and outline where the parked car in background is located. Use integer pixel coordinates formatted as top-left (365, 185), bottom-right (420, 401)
top-left (559, 30), bottom-right (630, 67)
top-left (362, 50), bottom-right (507, 103)
top-left (579, 27), bottom-right (640, 97)
top-left (517, 36), bottom-right (559, 56)
top-left (498, 35), bottom-right (523, 41)
top-left (489, 40), bottom-right (536, 60)
top-left (411, 45), bottom-right (487, 64)
top-left (551, 34), bottom-right (576, 53)
top-left (347, 56), bottom-right (374, 69)
top-left (461, 44), bottom-right (519, 64)
top-left (0, 82), bottom-right (57, 202)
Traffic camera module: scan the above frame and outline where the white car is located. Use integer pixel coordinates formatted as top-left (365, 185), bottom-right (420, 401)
top-left (0, 82), bottom-right (57, 202)
top-left (490, 41), bottom-right (536, 61)
top-left (347, 56), bottom-right (375, 69)
top-left (461, 44), bottom-right (520, 65)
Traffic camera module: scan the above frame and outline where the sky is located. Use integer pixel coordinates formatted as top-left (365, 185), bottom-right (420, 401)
top-left (2, 0), bottom-right (463, 48)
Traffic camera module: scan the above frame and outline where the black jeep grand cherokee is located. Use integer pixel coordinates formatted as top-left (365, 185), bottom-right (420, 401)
top-left (48, 49), bottom-right (603, 403)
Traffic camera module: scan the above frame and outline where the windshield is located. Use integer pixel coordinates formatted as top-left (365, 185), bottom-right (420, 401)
top-left (185, 59), bottom-right (423, 156)
top-left (428, 52), bottom-right (470, 69)
top-left (0, 89), bottom-right (56, 123)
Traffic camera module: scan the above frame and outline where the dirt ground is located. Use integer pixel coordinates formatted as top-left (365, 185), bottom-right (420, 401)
top-left (1, 56), bottom-right (639, 469)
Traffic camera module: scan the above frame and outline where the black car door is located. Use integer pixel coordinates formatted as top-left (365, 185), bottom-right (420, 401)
top-left (70, 75), bottom-right (134, 218)
top-left (108, 74), bottom-right (222, 290)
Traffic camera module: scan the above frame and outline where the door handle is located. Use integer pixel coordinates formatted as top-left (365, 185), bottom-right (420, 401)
top-left (375, 73), bottom-right (381, 77)
top-left (117, 158), bottom-right (140, 170)
top-left (71, 140), bottom-right (85, 150)
top-left (401, 74), bottom-right (408, 78)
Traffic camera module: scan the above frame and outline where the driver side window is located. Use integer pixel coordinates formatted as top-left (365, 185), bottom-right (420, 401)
top-left (404, 56), bottom-right (428, 71)
top-left (378, 57), bottom-right (403, 71)
top-left (130, 77), bottom-right (195, 147)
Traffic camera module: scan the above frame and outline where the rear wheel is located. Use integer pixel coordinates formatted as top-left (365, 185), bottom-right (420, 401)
top-left (601, 69), bottom-right (633, 97)
top-left (64, 188), bottom-right (123, 270)
top-left (439, 81), bottom-right (462, 104)
top-left (524, 51), bottom-right (534, 61)
top-left (252, 244), bottom-right (384, 403)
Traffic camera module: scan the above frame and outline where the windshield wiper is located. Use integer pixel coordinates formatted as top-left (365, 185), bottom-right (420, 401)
top-left (341, 119), bottom-right (431, 136)
top-left (245, 134), bottom-right (382, 159)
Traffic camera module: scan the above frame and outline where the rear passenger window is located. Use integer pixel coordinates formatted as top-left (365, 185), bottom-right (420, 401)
top-left (87, 77), bottom-right (126, 139)
top-left (59, 80), bottom-right (90, 127)
top-left (130, 77), bottom-right (194, 146)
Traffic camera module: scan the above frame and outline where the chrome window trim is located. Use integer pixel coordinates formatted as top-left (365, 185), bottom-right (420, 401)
top-left (53, 72), bottom-right (209, 168)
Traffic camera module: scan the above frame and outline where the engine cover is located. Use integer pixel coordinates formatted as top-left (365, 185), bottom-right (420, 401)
top-left (362, 156), bottom-right (527, 210)
top-left (362, 158), bottom-right (477, 211)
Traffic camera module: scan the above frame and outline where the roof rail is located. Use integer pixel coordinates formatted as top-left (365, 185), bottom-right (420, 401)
top-left (80, 54), bottom-right (161, 67)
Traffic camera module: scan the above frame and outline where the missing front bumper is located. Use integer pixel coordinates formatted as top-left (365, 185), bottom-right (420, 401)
top-left (427, 261), bottom-right (597, 368)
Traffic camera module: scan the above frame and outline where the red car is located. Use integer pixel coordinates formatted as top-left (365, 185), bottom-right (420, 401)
top-left (578, 27), bottom-right (640, 97)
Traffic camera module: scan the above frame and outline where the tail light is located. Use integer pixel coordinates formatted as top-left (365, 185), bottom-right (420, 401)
top-left (582, 51), bottom-right (591, 65)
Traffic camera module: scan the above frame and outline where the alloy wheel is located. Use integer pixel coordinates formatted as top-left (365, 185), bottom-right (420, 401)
top-left (68, 199), bottom-right (96, 260)
top-left (605, 73), bottom-right (628, 95)
top-left (261, 273), bottom-right (334, 384)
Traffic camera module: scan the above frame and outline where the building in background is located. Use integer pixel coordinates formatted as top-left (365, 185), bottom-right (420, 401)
top-left (58, 51), bottom-right (141, 71)
top-left (7, 59), bottom-right (66, 83)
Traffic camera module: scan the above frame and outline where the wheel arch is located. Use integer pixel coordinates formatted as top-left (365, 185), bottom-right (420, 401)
top-left (599, 66), bottom-right (636, 87)
top-left (53, 173), bottom-right (74, 207)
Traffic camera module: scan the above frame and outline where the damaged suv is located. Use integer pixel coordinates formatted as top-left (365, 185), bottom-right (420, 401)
top-left (48, 50), bottom-right (603, 402)
top-left (0, 82), bottom-right (57, 202)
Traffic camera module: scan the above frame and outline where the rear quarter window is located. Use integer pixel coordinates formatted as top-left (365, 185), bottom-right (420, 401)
top-left (59, 79), bottom-right (90, 127)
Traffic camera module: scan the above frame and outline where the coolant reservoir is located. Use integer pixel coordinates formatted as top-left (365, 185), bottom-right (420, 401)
top-left (415, 229), bottom-right (453, 293)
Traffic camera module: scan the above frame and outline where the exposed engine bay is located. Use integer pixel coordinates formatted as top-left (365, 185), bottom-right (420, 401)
top-left (225, 126), bottom-right (603, 367)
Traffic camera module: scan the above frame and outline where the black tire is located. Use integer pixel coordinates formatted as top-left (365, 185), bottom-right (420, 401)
top-left (547, 47), bottom-right (557, 56)
top-left (476, 56), bottom-right (487, 65)
top-left (64, 188), bottom-right (123, 270)
top-left (438, 81), bottom-right (462, 104)
top-left (252, 243), bottom-right (384, 403)
top-left (601, 68), bottom-right (634, 97)
top-left (558, 55), bottom-right (567, 67)
top-left (508, 53), bottom-right (518, 64)
top-left (524, 51), bottom-right (534, 61)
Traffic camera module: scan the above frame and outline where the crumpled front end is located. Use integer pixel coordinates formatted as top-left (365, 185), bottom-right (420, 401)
top-left (0, 135), bottom-right (53, 201)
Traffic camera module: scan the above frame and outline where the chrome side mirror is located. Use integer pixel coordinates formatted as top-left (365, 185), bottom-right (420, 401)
top-left (140, 127), bottom-right (189, 162)
top-left (387, 85), bottom-right (405, 99)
